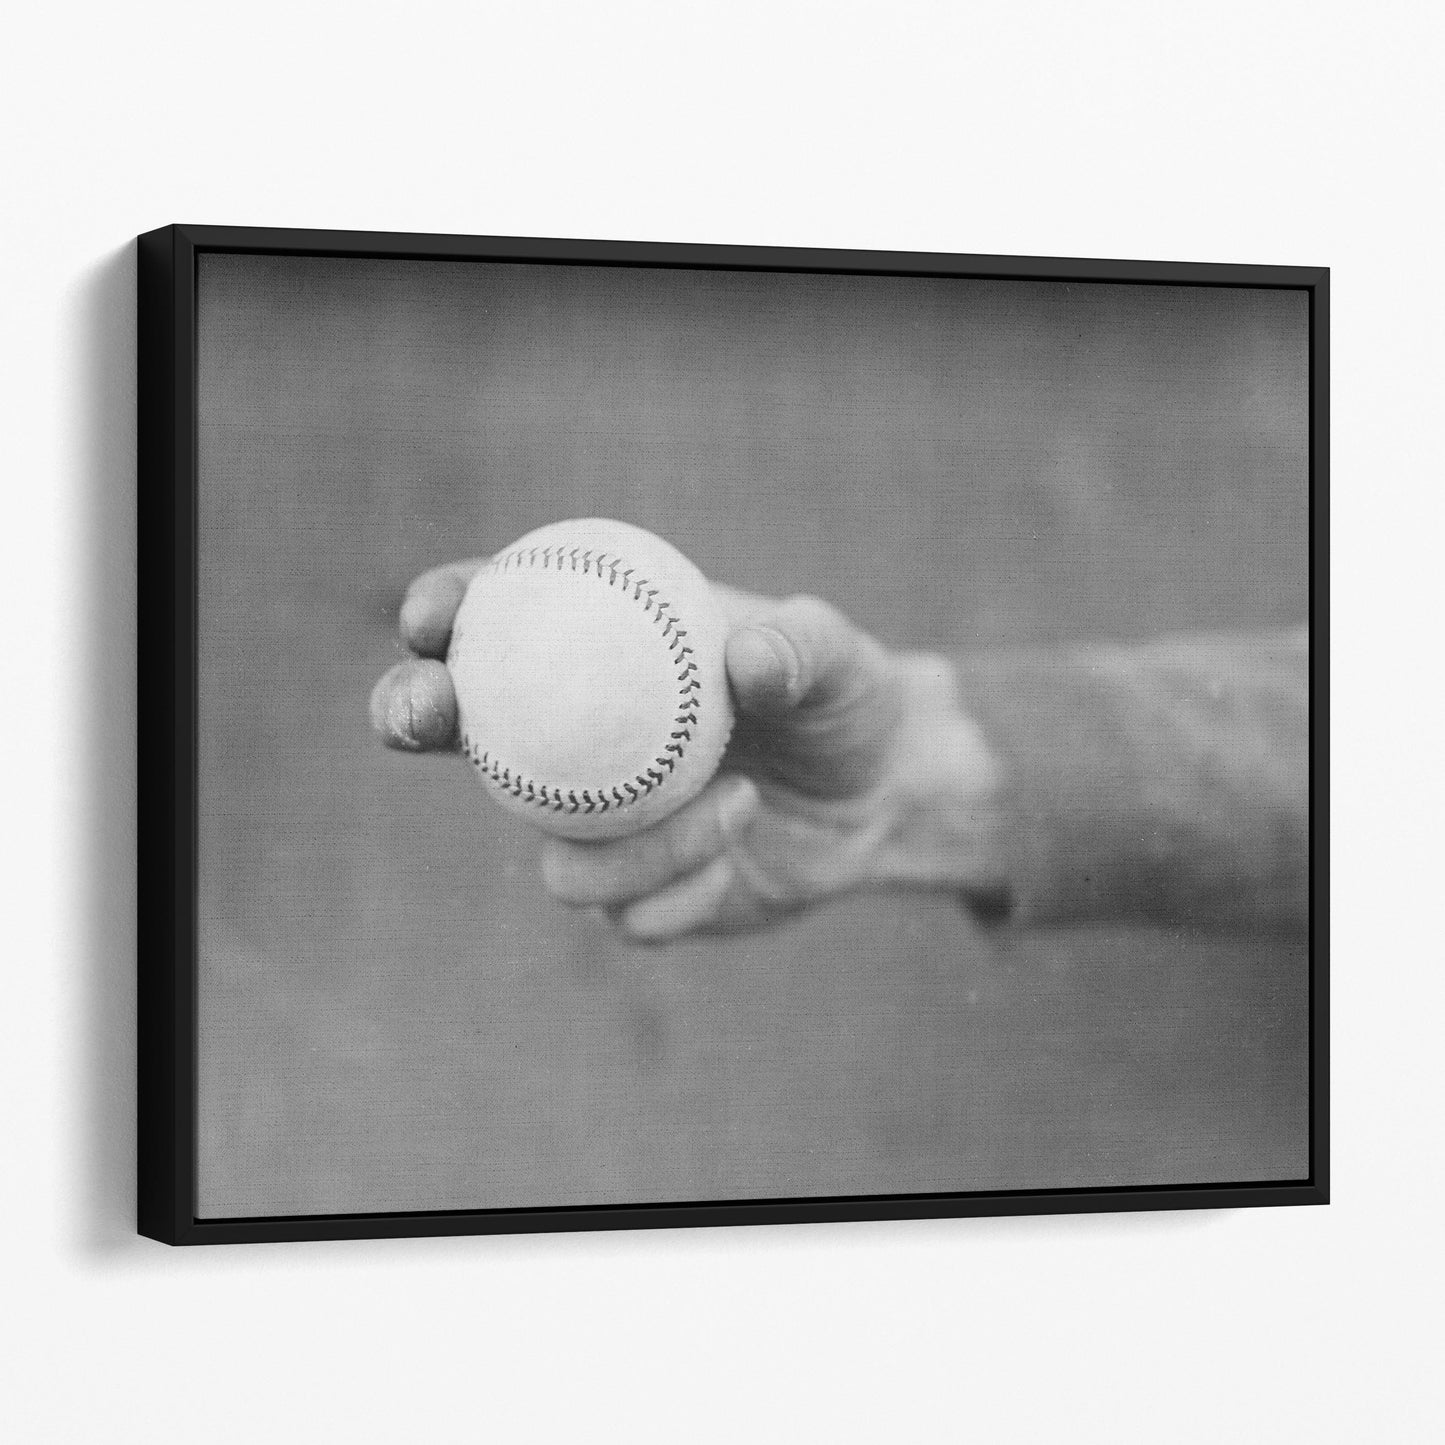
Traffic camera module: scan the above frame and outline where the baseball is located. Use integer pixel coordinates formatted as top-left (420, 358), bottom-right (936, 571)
top-left (446, 518), bottom-right (734, 839)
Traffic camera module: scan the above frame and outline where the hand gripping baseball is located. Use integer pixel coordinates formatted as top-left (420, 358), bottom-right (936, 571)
top-left (371, 559), bottom-right (1004, 942)
top-left (445, 521), bottom-right (734, 840)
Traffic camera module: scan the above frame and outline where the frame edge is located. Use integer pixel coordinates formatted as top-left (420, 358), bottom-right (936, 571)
top-left (137, 224), bottom-right (197, 1245)
top-left (137, 227), bottom-right (1329, 1244)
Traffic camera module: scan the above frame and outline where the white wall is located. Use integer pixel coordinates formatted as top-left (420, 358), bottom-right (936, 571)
top-left (3, 2), bottom-right (1439, 1439)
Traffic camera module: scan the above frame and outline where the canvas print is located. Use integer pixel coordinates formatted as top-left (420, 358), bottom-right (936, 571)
top-left (185, 245), bottom-right (1313, 1223)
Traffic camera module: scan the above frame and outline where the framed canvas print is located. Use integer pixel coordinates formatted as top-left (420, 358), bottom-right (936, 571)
top-left (138, 226), bottom-right (1327, 1245)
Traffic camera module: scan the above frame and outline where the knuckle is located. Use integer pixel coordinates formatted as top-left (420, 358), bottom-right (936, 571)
top-left (679, 802), bottom-right (730, 872)
top-left (617, 905), bottom-right (667, 945)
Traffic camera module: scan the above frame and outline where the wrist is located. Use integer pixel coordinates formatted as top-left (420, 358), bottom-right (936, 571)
top-left (864, 652), bottom-right (1010, 900)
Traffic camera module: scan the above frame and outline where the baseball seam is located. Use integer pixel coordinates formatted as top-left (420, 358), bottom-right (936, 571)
top-left (457, 545), bottom-right (707, 818)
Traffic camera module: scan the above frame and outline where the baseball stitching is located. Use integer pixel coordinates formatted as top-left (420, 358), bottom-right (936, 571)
top-left (456, 545), bottom-right (708, 818)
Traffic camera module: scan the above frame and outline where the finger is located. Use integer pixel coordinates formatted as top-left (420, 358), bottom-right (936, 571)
top-left (613, 853), bottom-right (739, 944)
top-left (726, 594), bottom-right (884, 717)
top-left (711, 581), bottom-right (779, 632)
top-left (368, 658), bottom-right (459, 751)
top-left (541, 775), bottom-right (759, 907)
top-left (400, 558), bottom-right (488, 657)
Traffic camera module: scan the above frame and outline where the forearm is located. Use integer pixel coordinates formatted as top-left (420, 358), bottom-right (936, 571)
top-left (954, 627), bottom-right (1310, 934)
top-left (874, 629), bottom-right (1310, 935)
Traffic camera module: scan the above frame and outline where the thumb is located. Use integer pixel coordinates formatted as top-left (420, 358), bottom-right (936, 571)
top-left (727, 594), bottom-right (886, 718)
top-left (724, 596), bottom-right (899, 798)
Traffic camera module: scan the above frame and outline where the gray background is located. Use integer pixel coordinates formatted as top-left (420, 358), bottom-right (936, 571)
top-left (197, 254), bottom-right (1308, 1217)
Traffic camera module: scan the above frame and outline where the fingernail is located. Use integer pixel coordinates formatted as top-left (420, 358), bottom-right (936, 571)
top-left (732, 624), bottom-right (800, 708)
top-left (387, 688), bottom-right (418, 747)
top-left (368, 675), bottom-right (391, 733)
top-left (753, 625), bottom-right (801, 698)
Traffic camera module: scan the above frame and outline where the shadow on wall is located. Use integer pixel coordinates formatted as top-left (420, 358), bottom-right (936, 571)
top-left (75, 242), bottom-right (139, 1255)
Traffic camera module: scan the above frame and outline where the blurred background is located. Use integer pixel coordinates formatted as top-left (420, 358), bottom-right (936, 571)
top-left (196, 253), bottom-right (1308, 1217)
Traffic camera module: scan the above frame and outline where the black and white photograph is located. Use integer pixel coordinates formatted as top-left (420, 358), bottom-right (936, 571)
top-left (143, 231), bottom-right (1320, 1235)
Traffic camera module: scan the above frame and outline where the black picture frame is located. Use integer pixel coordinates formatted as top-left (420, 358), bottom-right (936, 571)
top-left (138, 224), bottom-right (1328, 1246)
